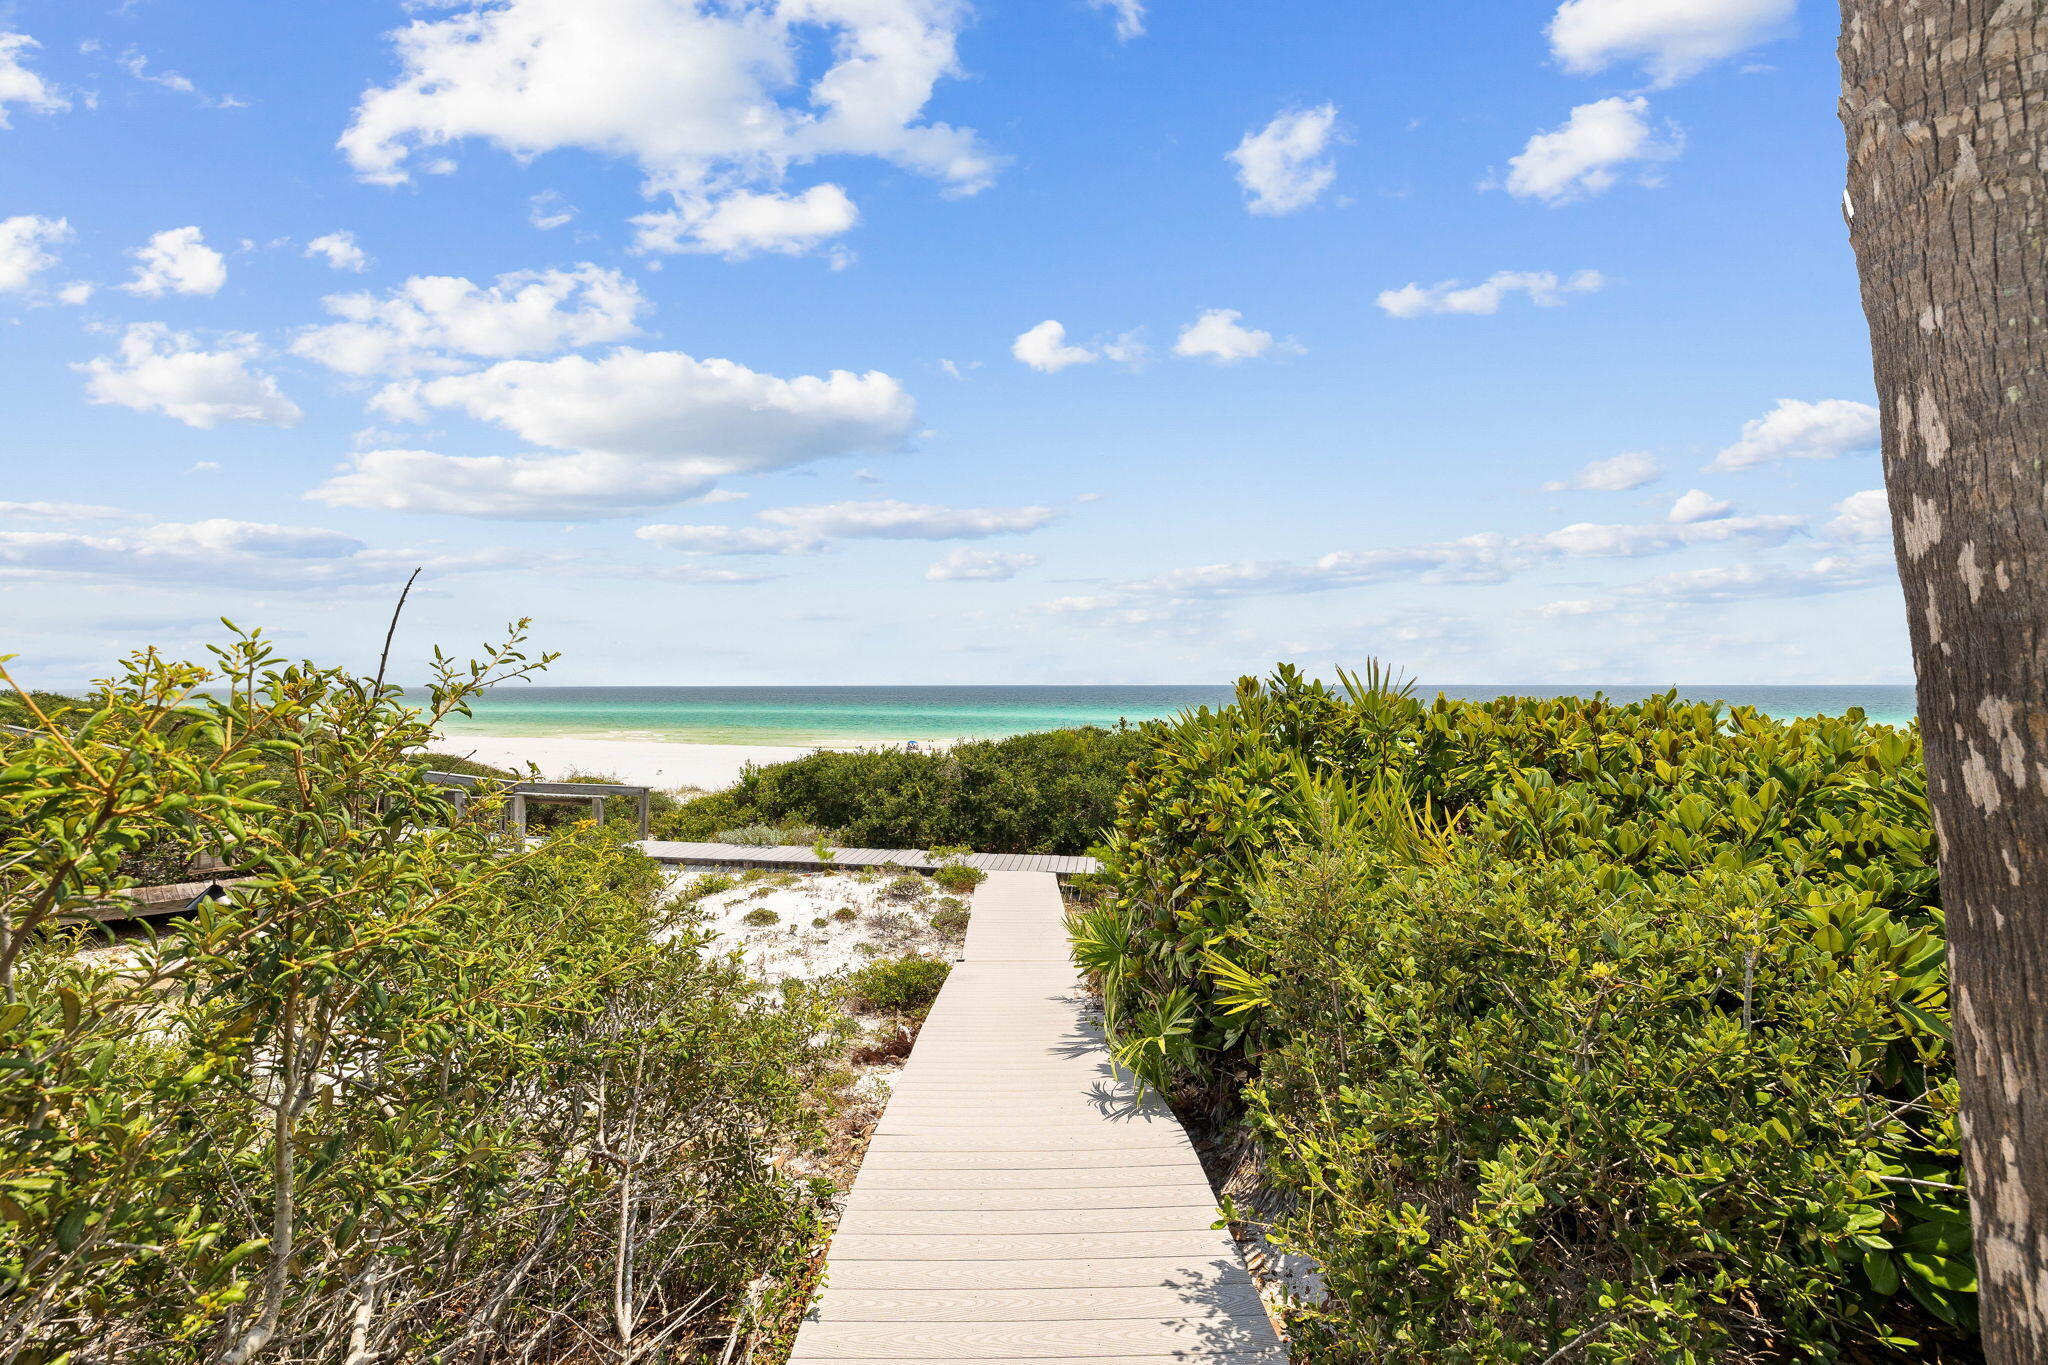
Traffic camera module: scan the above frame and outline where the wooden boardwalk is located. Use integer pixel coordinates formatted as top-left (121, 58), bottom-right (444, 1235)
top-left (636, 842), bottom-right (1100, 876)
top-left (790, 871), bottom-right (1284, 1364)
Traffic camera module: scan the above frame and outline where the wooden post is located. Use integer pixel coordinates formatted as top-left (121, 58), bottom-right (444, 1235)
top-left (590, 796), bottom-right (605, 826)
top-left (636, 791), bottom-right (650, 840)
top-left (509, 792), bottom-right (527, 837)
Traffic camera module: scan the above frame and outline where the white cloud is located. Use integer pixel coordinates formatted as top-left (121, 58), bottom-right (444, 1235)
top-left (1228, 104), bottom-right (1339, 215)
top-left (315, 348), bottom-right (916, 518)
top-left (340, 0), bottom-right (996, 250)
top-left (640, 499), bottom-right (1057, 554)
top-left (0, 500), bottom-right (130, 521)
top-left (1173, 308), bottom-right (1289, 363)
top-left (1668, 488), bottom-right (1732, 523)
top-left (1608, 554), bottom-right (1882, 604)
top-left (632, 184), bottom-right (858, 259)
top-left (1013, 320), bottom-right (1098, 373)
top-left (305, 231), bottom-right (368, 272)
top-left (78, 324), bottom-right (303, 430)
top-left (1378, 268), bottom-right (1603, 318)
top-left (0, 33), bottom-right (67, 128)
top-left (56, 280), bottom-right (93, 305)
top-left (0, 215), bottom-right (70, 292)
top-left (1711, 398), bottom-right (1881, 471)
top-left (122, 226), bottom-right (228, 297)
top-left (1549, 0), bottom-right (1795, 87)
top-left (0, 518), bottom-right (382, 589)
top-left (118, 47), bottom-right (245, 109)
top-left (1089, 0), bottom-right (1146, 41)
top-left (529, 190), bottom-right (577, 230)
top-left (292, 264), bottom-right (645, 376)
top-left (1826, 489), bottom-right (1891, 542)
top-left (927, 548), bottom-right (1040, 581)
top-left (1504, 97), bottom-right (1681, 205)
top-left (1050, 512), bottom-right (1806, 616)
top-left (1543, 451), bottom-right (1660, 492)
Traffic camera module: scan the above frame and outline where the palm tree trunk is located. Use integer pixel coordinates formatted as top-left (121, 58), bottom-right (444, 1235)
top-left (1839, 3), bottom-right (2048, 1358)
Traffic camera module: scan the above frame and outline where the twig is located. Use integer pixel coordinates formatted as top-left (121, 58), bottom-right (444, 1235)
top-left (372, 568), bottom-right (423, 695)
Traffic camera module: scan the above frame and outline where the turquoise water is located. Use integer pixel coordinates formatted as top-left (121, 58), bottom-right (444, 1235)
top-left (434, 684), bottom-right (1919, 747)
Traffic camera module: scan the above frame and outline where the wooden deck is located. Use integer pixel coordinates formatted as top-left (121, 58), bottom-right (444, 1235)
top-left (635, 842), bottom-right (1101, 877)
top-left (790, 871), bottom-right (1283, 1364)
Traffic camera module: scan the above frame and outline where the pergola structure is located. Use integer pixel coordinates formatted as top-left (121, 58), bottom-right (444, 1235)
top-left (424, 770), bottom-right (653, 840)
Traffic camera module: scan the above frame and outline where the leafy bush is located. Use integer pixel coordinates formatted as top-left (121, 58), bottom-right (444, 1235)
top-left (677, 871), bottom-right (737, 900)
top-left (881, 873), bottom-right (929, 903)
top-left (931, 899), bottom-right (970, 936)
top-left (832, 906), bottom-right (859, 923)
top-left (658, 727), bottom-right (1149, 854)
top-left (932, 862), bottom-right (986, 893)
top-left (842, 955), bottom-right (952, 1017)
top-left (743, 907), bottom-right (780, 927)
top-left (0, 628), bottom-right (842, 1363)
top-left (711, 822), bottom-right (827, 846)
top-left (1077, 665), bottom-right (1965, 1357)
top-left (1240, 833), bottom-right (1966, 1361)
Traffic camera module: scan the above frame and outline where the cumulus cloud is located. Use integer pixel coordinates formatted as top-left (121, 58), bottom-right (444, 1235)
top-left (56, 281), bottom-right (93, 305)
top-left (1228, 104), bottom-right (1339, 215)
top-left (640, 499), bottom-right (1057, 555)
top-left (1711, 398), bottom-right (1881, 471)
top-left (1013, 320), bottom-right (1096, 373)
top-left (1173, 308), bottom-right (1290, 363)
top-left (305, 231), bottom-right (368, 272)
top-left (340, 0), bottom-right (995, 256)
top-left (292, 265), bottom-right (645, 376)
top-left (1543, 451), bottom-right (1660, 492)
top-left (1605, 554), bottom-right (1882, 605)
top-left (0, 215), bottom-right (69, 292)
top-left (1549, 0), bottom-right (1795, 87)
top-left (927, 548), bottom-right (1040, 581)
top-left (633, 184), bottom-right (858, 259)
top-left (1089, 0), bottom-right (1146, 40)
top-left (0, 33), bottom-right (67, 128)
top-left (122, 227), bottom-right (227, 297)
top-left (1668, 489), bottom-right (1732, 523)
top-left (314, 348), bottom-right (916, 518)
top-left (1826, 488), bottom-right (1891, 542)
top-left (78, 324), bottom-right (303, 430)
top-left (1504, 96), bottom-right (1681, 205)
top-left (1378, 269), bottom-right (1603, 318)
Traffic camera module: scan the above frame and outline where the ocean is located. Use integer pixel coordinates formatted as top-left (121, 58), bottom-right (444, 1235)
top-left (434, 683), bottom-right (1919, 747)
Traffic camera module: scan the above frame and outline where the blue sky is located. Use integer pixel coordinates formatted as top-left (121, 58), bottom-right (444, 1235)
top-left (0, 0), bottom-right (1904, 687)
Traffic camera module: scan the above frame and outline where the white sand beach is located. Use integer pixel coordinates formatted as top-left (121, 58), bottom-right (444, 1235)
top-left (428, 732), bottom-right (844, 791)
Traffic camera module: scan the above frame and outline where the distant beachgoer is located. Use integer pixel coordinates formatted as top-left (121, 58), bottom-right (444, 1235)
top-left (906, 739), bottom-right (920, 752)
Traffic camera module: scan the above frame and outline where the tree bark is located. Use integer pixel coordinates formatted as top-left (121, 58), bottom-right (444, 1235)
top-left (1839, 3), bottom-right (2048, 1359)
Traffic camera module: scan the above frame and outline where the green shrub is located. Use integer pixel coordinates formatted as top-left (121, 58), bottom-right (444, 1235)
top-left (881, 873), bottom-right (929, 903)
top-left (842, 955), bottom-right (951, 1017)
top-left (660, 727), bottom-right (1148, 854)
top-left (932, 862), bottom-right (986, 893)
top-left (710, 822), bottom-right (827, 847)
top-left (1075, 664), bottom-right (1965, 1355)
top-left (1241, 833), bottom-right (1965, 1361)
top-left (931, 899), bottom-right (970, 936)
top-left (679, 871), bottom-right (737, 900)
top-left (0, 627), bottom-right (842, 1362)
top-left (743, 907), bottom-right (780, 927)
top-left (832, 906), bottom-right (859, 922)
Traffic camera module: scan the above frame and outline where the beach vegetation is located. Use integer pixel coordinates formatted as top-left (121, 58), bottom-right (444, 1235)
top-left (744, 907), bottom-right (781, 927)
top-left (0, 628), bottom-right (843, 1363)
top-left (931, 899), bottom-right (970, 936)
top-left (842, 955), bottom-right (951, 1019)
top-left (655, 726), bottom-right (1147, 855)
top-left (1077, 665), bottom-right (1967, 1359)
top-left (880, 873), bottom-right (929, 903)
top-left (932, 862), bottom-right (985, 894)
